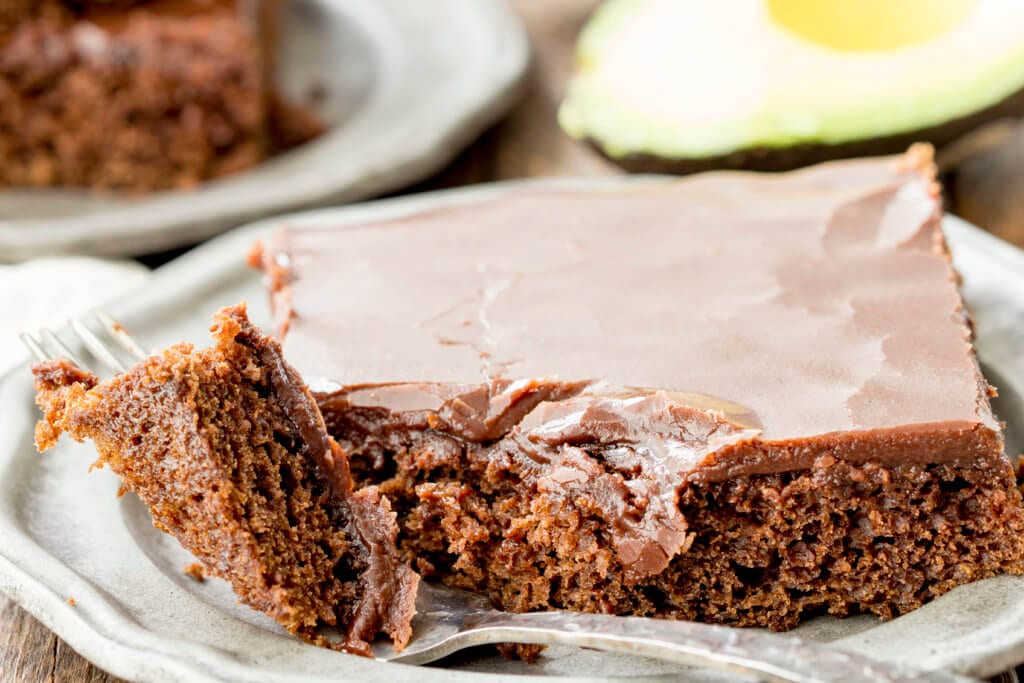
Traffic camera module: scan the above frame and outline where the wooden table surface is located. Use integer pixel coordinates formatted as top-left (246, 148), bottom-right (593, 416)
top-left (2, 1), bottom-right (1023, 680)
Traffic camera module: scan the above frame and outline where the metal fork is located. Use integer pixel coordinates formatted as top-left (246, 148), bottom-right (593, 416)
top-left (22, 312), bottom-right (976, 683)
top-left (21, 310), bottom-right (148, 375)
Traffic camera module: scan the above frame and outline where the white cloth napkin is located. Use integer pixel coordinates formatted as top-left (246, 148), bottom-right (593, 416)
top-left (1, 257), bottom-right (150, 374)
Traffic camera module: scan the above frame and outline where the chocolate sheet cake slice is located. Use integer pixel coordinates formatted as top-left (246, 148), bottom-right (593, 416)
top-left (0, 0), bottom-right (322, 191)
top-left (255, 145), bottom-right (1024, 631)
top-left (32, 305), bottom-right (417, 655)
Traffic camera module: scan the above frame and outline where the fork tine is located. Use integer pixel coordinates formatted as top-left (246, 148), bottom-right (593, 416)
top-left (19, 312), bottom-right (147, 376)
top-left (39, 328), bottom-right (85, 368)
top-left (70, 319), bottom-right (128, 374)
top-left (94, 310), bottom-right (148, 362)
top-left (19, 332), bottom-right (50, 363)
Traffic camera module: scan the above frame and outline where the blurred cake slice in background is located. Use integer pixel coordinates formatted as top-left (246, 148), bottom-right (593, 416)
top-left (0, 0), bottom-right (322, 192)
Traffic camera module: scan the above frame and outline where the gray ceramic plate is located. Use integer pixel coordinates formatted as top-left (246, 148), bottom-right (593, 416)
top-left (2, 180), bottom-right (1024, 683)
top-left (0, 0), bottom-right (528, 262)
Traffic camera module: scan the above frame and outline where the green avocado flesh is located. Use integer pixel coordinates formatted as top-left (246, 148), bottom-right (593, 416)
top-left (560, 0), bottom-right (1024, 170)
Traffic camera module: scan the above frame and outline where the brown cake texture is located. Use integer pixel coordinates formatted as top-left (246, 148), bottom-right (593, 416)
top-left (328, 406), bottom-right (1022, 630)
top-left (32, 304), bottom-right (417, 655)
top-left (0, 1), bottom-right (67, 35)
top-left (0, 0), bottom-right (322, 192)
top-left (256, 146), bottom-right (1024, 633)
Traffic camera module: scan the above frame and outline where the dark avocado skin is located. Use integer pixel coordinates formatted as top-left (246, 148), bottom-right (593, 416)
top-left (589, 86), bottom-right (1024, 175)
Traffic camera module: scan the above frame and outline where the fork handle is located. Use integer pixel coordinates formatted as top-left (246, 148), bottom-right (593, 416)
top-left (446, 610), bottom-right (975, 683)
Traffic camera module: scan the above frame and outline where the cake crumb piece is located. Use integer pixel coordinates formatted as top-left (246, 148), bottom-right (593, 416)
top-left (31, 304), bottom-right (417, 656)
top-left (184, 563), bottom-right (206, 583)
top-left (497, 643), bottom-right (543, 662)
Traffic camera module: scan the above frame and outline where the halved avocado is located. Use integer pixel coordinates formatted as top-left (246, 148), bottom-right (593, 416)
top-left (559, 0), bottom-right (1024, 173)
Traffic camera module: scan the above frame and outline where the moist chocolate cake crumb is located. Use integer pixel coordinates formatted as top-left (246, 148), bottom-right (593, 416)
top-left (497, 643), bottom-right (544, 663)
top-left (0, 0), bottom-right (69, 35)
top-left (32, 305), bottom-right (418, 656)
top-left (184, 562), bottom-right (206, 583)
top-left (332, 409), bottom-right (1024, 631)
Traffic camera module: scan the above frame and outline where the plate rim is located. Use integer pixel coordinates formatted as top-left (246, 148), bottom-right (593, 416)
top-left (3, 177), bottom-right (1024, 682)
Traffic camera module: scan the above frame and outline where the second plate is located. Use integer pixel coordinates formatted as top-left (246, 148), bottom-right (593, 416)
top-left (0, 0), bottom-right (529, 261)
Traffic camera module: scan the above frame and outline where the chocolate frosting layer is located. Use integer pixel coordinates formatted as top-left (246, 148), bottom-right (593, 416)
top-left (261, 147), bottom-right (994, 441)
top-left (255, 147), bottom-right (1003, 576)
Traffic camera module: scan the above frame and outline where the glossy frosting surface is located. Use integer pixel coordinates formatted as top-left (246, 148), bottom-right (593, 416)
top-left (267, 150), bottom-right (992, 444)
